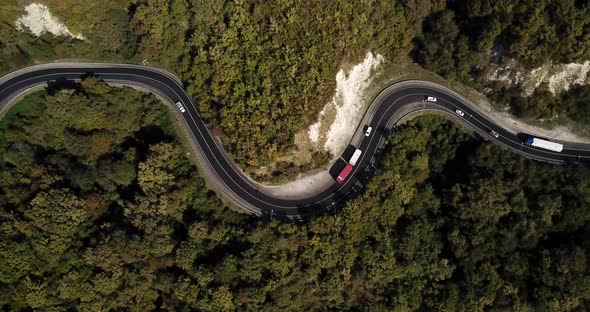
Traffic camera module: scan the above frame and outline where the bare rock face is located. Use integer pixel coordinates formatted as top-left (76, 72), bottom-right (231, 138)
top-left (486, 59), bottom-right (590, 96)
top-left (15, 3), bottom-right (86, 40)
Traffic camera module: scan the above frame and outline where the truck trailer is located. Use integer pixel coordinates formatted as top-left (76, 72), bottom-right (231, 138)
top-left (349, 149), bottom-right (363, 166)
top-left (524, 136), bottom-right (563, 152)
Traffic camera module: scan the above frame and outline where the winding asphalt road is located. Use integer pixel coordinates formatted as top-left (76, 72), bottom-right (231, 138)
top-left (1, 63), bottom-right (589, 221)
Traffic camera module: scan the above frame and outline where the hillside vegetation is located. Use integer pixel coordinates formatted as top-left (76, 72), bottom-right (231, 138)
top-left (3, 1), bottom-right (590, 164)
top-left (1, 0), bottom-right (416, 167)
top-left (2, 3), bottom-right (590, 308)
top-left (1, 82), bottom-right (589, 310)
top-left (413, 0), bottom-right (590, 121)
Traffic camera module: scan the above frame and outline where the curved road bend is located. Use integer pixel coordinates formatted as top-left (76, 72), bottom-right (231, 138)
top-left (0, 63), bottom-right (589, 221)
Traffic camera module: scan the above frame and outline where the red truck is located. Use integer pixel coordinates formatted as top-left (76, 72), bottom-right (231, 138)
top-left (336, 164), bottom-right (353, 184)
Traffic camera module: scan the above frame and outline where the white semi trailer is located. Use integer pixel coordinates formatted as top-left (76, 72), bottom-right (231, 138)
top-left (349, 149), bottom-right (363, 166)
top-left (524, 136), bottom-right (563, 152)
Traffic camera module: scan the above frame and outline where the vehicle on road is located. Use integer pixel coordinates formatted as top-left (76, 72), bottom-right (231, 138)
top-left (425, 96), bottom-right (437, 102)
top-left (455, 109), bottom-right (464, 116)
top-left (490, 129), bottom-right (500, 138)
top-left (349, 149), bottom-right (363, 166)
top-left (175, 101), bottom-right (186, 113)
top-left (363, 165), bottom-right (376, 181)
top-left (336, 164), bottom-right (353, 184)
top-left (364, 126), bottom-right (372, 136)
top-left (524, 136), bottom-right (563, 152)
top-left (352, 181), bottom-right (363, 193)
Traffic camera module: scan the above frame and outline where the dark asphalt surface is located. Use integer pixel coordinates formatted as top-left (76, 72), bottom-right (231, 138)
top-left (1, 64), bottom-right (589, 221)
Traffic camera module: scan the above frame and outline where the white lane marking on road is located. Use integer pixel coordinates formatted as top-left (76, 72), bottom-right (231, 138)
top-left (2, 70), bottom-right (584, 215)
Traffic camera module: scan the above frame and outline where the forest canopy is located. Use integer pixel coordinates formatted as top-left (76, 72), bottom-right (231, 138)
top-left (1, 2), bottom-right (590, 309)
top-left (0, 82), bottom-right (589, 310)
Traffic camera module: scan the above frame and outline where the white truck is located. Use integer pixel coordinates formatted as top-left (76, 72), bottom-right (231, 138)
top-left (349, 149), bottom-right (363, 166)
top-left (524, 136), bottom-right (563, 152)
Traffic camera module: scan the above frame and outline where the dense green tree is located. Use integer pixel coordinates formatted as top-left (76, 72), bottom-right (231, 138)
top-left (414, 10), bottom-right (461, 79)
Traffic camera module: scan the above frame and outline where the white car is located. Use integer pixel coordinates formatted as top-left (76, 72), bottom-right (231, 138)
top-left (455, 109), bottom-right (464, 117)
top-left (364, 126), bottom-right (372, 136)
top-left (426, 96), bottom-right (437, 102)
top-left (490, 130), bottom-right (500, 138)
top-left (175, 101), bottom-right (186, 113)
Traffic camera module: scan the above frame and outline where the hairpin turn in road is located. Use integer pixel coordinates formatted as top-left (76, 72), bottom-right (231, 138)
top-left (1, 63), bottom-right (589, 221)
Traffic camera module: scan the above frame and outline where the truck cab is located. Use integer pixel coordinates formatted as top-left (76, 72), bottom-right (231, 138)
top-left (336, 164), bottom-right (353, 184)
